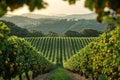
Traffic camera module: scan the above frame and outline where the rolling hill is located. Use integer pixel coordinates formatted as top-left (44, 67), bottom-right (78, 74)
top-left (0, 13), bottom-right (106, 33)
top-left (0, 20), bottom-right (44, 37)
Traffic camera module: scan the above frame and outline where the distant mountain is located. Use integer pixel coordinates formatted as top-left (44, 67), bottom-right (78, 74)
top-left (63, 13), bottom-right (97, 20)
top-left (0, 13), bottom-right (106, 33)
top-left (21, 13), bottom-right (59, 19)
top-left (0, 16), bottom-right (40, 28)
top-left (21, 13), bottom-right (97, 20)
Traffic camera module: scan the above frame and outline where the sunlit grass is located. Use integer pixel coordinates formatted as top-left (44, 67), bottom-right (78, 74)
top-left (48, 67), bottom-right (72, 80)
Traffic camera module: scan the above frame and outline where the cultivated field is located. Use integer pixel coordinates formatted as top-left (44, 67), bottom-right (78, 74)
top-left (25, 37), bottom-right (96, 65)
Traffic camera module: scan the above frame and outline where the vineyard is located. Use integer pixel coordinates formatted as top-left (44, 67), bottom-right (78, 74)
top-left (1, 20), bottom-right (120, 80)
top-left (0, 22), bottom-right (54, 80)
top-left (25, 37), bottom-right (96, 65)
top-left (64, 24), bottom-right (120, 80)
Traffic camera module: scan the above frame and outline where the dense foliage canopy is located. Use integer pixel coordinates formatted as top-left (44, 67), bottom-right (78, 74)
top-left (64, 30), bottom-right (82, 37)
top-left (0, 0), bottom-right (47, 16)
top-left (103, 22), bottom-right (115, 32)
top-left (0, 22), bottom-right (10, 50)
top-left (80, 28), bottom-right (102, 37)
top-left (66, 0), bottom-right (120, 22)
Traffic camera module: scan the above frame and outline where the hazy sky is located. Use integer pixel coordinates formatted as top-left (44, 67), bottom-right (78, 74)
top-left (7, 0), bottom-right (93, 15)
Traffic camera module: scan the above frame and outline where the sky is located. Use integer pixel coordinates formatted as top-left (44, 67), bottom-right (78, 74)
top-left (7, 0), bottom-right (93, 15)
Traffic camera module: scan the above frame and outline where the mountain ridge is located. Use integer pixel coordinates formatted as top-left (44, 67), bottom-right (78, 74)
top-left (0, 13), bottom-right (106, 33)
top-left (6, 13), bottom-right (97, 19)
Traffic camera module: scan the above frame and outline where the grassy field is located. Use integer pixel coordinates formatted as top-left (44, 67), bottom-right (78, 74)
top-left (48, 68), bottom-right (72, 80)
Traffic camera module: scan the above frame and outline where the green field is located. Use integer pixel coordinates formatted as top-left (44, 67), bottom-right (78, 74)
top-left (25, 37), bottom-right (96, 66)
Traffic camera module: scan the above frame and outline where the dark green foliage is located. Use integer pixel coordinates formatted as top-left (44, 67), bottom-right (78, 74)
top-left (80, 28), bottom-right (102, 37)
top-left (90, 0), bottom-right (120, 22)
top-left (46, 31), bottom-right (58, 37)
top-left (103, 22), bottom-right (115, 33)
top-left (64, 30), bottom-right (83, 37)
top-left (0, 0), bottom-right (47, 16)
top-left (28, 30), bottom-right (44, 37)
top-left (66, 0), bottom-right (120, 22)
top-left (0, 22), bottom-right (10, 77)
top-left (0, 22), bottom-right (10, 50)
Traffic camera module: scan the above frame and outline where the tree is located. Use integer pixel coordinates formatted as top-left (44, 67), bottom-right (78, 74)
top-left (28, 30), bottom-right (44, 37)
top-left (103, 23), bottom-right (115, 32)
top-left (84, 0), bottom-right (120, 22)
top-left (64, 0), bottom-right (120, 23)
top-left (80, 28), bottom-right (102, 37)
top-left (0, 0), bottom-right (47, 16)
top-left (46, 31), bottom-right (58, 37)
top-left (64, 30), bottom-right (83, 37)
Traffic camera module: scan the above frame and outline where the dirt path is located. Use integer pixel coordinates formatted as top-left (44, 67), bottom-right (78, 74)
top-left (65, 69), bottom-right (88, 80)
top-left (33, 69), bottom-right (88, 80)
top-left (33, 71), bottom-right (53, 80)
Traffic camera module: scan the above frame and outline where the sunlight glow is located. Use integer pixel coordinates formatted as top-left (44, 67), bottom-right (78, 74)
top-left (7, 0), bottom-right (92, 15)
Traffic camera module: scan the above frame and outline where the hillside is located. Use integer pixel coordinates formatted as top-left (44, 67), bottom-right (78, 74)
top-left (0, 20), bottom-right (44, 37)
top-left (0, 13), bottom-right (106, 33)
top-left (0, 20), bottom-right (29, 37)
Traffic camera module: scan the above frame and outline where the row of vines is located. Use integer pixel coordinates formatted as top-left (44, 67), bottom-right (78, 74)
top-left (64, 24), bottom-right (120, 80)
top-left (25, 37), bottom-right (96, 65)
top-left (0, 22), bottom-right (54, 80)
